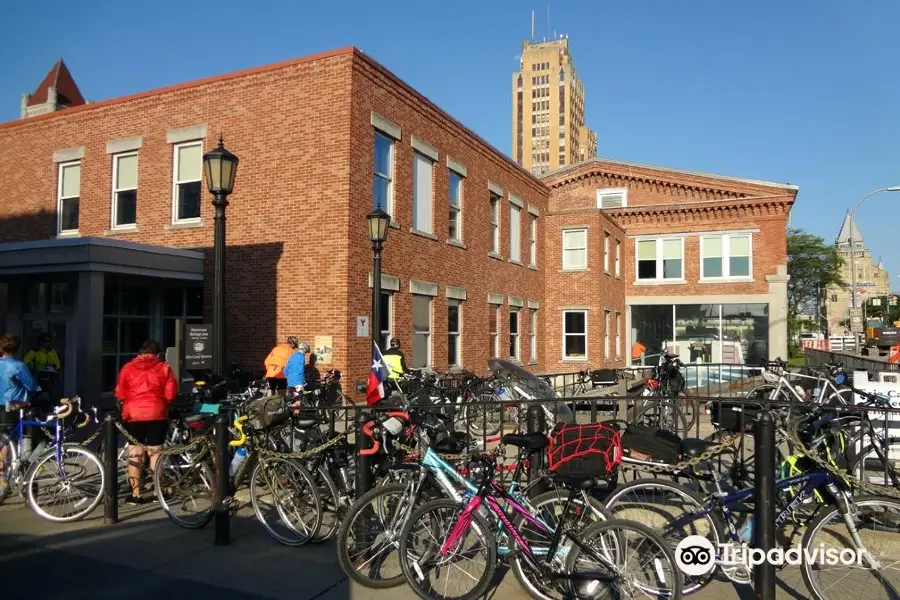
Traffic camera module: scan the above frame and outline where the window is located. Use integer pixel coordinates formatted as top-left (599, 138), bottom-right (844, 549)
top-left (378, 292), bottom-right (392, 351)
top-left (112, 152), bottom-right (138, 228)
top-left (490, 192), bottom-right (501, 254)
top-left (529, 216), bottom-right (537, 265)
top-left (597, 187), bottom-right (628, 209)
top-left (604, 232), bottom-right (610, 273)
top-left (509, 204), bottom-right (521, 262)
top-left (412, 295), bottom-right (432, 368)
top-left (173, 142), bottom-right (202, 222)
top-left (701, 234), bottom-right (752, 279)
top-left (615, 312), bottom-right (622, 358)
top-left (604, 310), bottom-right (611, 359)
top-left (563, 310), bottom-right (587, 359)
top-left (101, 282), bottom-right (152, 392)
top-left (374, 131), bottom-right (394, 215)
top-left (636, 238), bottom-right (683, 281)
top-left (830, 294), bottom-right (838, 303)
top-left (615, 240), bottom-right (621, 277)
top-left (449, 171), bottom-right (462, 242)
top-left (57, 161), bottom-right (81, 233)
top-left (562, 229), bottom-right (587, 270)
top-left (412, 152), bottom-right (434, 234)
top-left (490, 304), bottom-right (501, 357)
top-left (509, 309), bottom-right (520, 360)
top-left (530, 310), bottom-right (538, 362)
top-left (161, 286), bottom-right (204, 349)
top-left (448, 299), bottom-right (461, 368)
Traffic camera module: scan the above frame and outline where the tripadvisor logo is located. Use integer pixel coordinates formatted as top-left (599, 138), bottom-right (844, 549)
top-left (674, 536), bottom-right (865, 576)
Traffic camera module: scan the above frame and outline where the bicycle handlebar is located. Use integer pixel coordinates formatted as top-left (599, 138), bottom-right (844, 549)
top-left (230, 415), bottom-right (248, 447)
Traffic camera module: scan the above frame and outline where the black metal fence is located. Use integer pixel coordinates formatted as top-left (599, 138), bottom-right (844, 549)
top-left (805, 347), bottom-right (899, 380)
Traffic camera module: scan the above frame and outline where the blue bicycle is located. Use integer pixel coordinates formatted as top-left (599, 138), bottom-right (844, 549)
top-left (0, 397), bottom-right (105, 522)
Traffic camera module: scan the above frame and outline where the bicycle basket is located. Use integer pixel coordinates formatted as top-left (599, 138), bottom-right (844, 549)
top-left (548, 423), bottom-right (622, 478)
top-left (245, 395), bottom-right (289, 430)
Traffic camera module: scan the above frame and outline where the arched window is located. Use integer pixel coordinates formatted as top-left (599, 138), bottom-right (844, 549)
top-left (559, 68), bottom-right (565, 82)
top-left (517, 74), bottom-right (523, 89)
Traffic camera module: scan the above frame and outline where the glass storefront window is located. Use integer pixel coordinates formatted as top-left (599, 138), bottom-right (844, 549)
top-left (102, 281), bottom-right (152, 392)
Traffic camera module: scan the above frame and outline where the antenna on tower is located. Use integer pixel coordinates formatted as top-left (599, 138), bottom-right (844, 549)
top-left (531, 10), bottom-right (535, 40)
top-left (547, 4), bottom-right (551, 40)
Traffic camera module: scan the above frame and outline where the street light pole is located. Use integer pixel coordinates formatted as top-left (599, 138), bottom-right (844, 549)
top-left (848, 187), bottom-right (900, 314)
top-left (372, 238), bottom-right (383, 352)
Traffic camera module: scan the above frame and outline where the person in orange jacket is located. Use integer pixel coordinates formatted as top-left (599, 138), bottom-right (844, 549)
top-left (264, 336), bottom-right (298, 395)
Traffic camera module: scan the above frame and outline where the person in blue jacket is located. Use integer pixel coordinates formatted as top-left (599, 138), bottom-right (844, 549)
top-left (0, 334), bottom-right (39, 501)
top-left (283, 341), bottom-right (309, 408)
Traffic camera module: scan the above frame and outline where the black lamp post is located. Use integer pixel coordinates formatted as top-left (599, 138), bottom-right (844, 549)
top-left (203, 137), bottom-right (239, 378)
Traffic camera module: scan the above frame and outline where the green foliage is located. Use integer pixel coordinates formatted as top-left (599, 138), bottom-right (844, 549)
top-left (787, 228), bottom-right (843, 339)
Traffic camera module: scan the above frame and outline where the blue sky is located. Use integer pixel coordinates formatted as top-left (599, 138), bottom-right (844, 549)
top-left (2, 1), bottom-right (898, 287)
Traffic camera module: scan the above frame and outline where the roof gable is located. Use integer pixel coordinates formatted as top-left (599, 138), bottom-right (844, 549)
top-left (28, 58), bottom-right (85, 107)
top-left (836, 211), bottom-right (863, 245)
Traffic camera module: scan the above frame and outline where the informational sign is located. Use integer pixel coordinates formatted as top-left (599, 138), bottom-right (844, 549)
top-left (356, 316), bottom-right (369, 338)
top-left (314, 335), bottom-right (333, 365)
top-left (184, 324), bottom-right (213, 370)
top-left (849, 308), bottom-right (864, 334)
top-left (853, 370), bottom-right (900, 458)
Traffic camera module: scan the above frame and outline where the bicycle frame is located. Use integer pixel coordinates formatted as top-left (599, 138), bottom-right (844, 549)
top-left (766, 372), bottom-right (846, 404)
top-left (5, 411), bottom-right (67, 480)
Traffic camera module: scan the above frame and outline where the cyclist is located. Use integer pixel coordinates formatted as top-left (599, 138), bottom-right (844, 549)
top-left (24, 333), bottom-right (61, 408)
top-left (304, 353), bottom-right (321, 390)
top-left (115, 340), bottom-right (177, 505)
top-left (382, 338), bottom-right (408, 380)
top-left (0, 334), bottom-right (38, 500)
top-left (263, 336), bottom-right (298, 396)
top-left (284, 341), bottom-right (309, 409)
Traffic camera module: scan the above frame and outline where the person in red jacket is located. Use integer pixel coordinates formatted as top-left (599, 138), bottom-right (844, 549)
top-left (115, 339), bottom-right (177, 505)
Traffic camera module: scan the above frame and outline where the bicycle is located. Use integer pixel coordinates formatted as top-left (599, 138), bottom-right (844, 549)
top-left (0, 397), bottom-right (105, 522)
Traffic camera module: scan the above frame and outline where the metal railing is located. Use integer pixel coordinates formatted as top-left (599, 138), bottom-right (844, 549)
top-left (805, 347), bottom-right (899, 381)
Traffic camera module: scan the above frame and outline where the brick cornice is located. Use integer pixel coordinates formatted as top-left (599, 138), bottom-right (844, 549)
top-left (610, 198), bottom-right (793, 227)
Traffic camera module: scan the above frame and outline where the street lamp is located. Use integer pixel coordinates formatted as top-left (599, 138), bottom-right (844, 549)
top-left (203, 137), bottom-right (239, 378)
top-left (367, 208), bottom-right (391, 353)
top-left (849, 187), bottom-right (900, 314)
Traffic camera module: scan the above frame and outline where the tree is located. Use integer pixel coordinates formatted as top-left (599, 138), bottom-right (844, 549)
top-left (787, 228), bottom-right (843, 342)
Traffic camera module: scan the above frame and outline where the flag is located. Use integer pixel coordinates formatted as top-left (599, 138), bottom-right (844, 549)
top-left (366, 342), bottom-right (389, 406)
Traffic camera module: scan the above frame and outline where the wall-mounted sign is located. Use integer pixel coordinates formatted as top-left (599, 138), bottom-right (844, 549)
top-left (184, 324), bottom-right (213, 370)
top-left (356, 316), bottom-right (369, 338)
top-left (314, 335), bottom-right (333, 365)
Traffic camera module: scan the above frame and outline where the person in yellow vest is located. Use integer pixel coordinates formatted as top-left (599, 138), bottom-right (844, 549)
top-left (264, 336), bottom-right (298, 395)
top-left (382, 338), bottom-right (408, 380)
top-left (24, 333), bottom-right (61, 377)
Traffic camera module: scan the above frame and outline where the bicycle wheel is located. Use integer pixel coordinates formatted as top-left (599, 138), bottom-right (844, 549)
top-left (634, 401), bottom-right (688, 436)
top-left (250, 456), bottom-right (321, 547)
top-left (398, 498), bottom-right (497, 600)
top-left (309, 463), bottom-right (342, 543)
top-left (0, 432), bottom-right (20, 503)
top-left (337, 482), bottom-right (422, 589)
top-left (511, 489), bottom-right (611, 600)
top-left (465, 393), bottom-right (503, 438)
top-left (567, 518), bottom-right (683, 600)
top-left (801, 496), bottom-right (900, 600)
top-left (25, 446), bottom-right (104, 522)
top-left (850, 438), bottom-right (900, 487)
top-left (603, 479), bottom-right (724, 594)
top-left (154, 452), bottom-right (215, 529)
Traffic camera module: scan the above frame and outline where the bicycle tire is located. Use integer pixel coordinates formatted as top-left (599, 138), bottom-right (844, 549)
top-left (250, 456), bottom-right (322, 547)
top-left (0, 432), bottom-right (21, 501)
top-left (801, 495), bottom-right (900, 600)
top-left (336, 482), bottom-right (420, 589)
top-left (25, 446), bottom-right (105, 522)
top-left (398, 498), bottom-right (497, 600)
top-left (308, 463), bottom-right (342, 543)
top-left (849, 438), bottom-right (900, 488)
top-left (634, 401), bottom-right (688, 437)
top-left (567, 518), bottom-right (683, 600)
top-left (154, 452), bottom-right (215, 529)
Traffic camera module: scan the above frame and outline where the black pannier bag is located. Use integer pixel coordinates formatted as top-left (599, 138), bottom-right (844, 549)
top-left (707, 401), bottom-right (762, 433)
top-left (548, 422), bottom-right (622, 478)
top-left (616, 423), bottom-right (681, 465)
top-left (589, 369), bottom-right (618, 388)
top-left (245, 395), bottom-right (290, 431)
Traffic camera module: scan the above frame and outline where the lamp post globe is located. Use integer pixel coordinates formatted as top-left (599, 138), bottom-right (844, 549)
top-left (203, 137), bottom-right (239, 377)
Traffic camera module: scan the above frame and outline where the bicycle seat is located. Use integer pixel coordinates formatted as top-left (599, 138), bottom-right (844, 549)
top-left (681, 438), bottom-right (719, 458)
top-left (293, 418), bottom-right (320, 429)
top-left (552, 474), bottom-right (609, 491)
top-left (184, 413), bottom-right (209, 424)
top-left (501, 432), bottom-right (548, 450)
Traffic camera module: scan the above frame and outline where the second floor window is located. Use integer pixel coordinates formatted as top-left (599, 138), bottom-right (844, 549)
top-left (604, 232), bottom-right (610, 272)
top-left (615, 240), bottom-right (621, 277)
top-left (173, 142), bottom-right (202, 222)
top-left (509, 204), bottom-right (521, 262)
top-left (529, 216), bottom-right (537, 266)
top-left (449, 171), bottom-right (462, 242)
top-left (412, 152), bottom-right (434, 234)
top-left (562, 229), bottom-right (587, 270)
top-left (490, 192), bottom-right (501, 255)
top-left (57, 161), bottom-right (81, 233)
top-left (374, 131), bottom-right (394, 215)
top-left (636, 238), bottom-right (683, 281)
top-left (701, 234), bottom-right (752, 279)
top-left (112, 152), bottom-right (138, 228)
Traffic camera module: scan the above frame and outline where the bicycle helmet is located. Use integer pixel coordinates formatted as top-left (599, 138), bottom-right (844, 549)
top-left (287, 336), bottom-right (299, 348)
top-left (298, 341), bottom-right (310, 353)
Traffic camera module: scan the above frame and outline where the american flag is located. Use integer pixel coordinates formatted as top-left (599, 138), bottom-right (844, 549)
top-left (366, 342), bottom-right (389, 406)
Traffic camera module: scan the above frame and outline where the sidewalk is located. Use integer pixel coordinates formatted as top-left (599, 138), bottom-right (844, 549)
top-left (0, 493), bottom-right (814, 600)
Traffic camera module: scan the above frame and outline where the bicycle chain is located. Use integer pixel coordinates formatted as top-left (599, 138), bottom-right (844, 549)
top-left (79, 428), bottom-right (102, 448)
top-left (618, 433), bottom-right (743, 475)
top-left (254, 431), bottom-right (349, 460)
top-left (114, 421), bottom-right (213, 457)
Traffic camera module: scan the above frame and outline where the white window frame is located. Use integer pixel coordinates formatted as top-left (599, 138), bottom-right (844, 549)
top-left (509, 308), bottom-right (521, 361)
top-left (604, 231), bottom-right (610, 273)
top-left (700, 233), bottom-right (753, 281)
top-left (529, 310), bottom-right (538, 362)
top-left (491, 304), bottom-right (501, 357)
top-left (373, 130), bottom-right (394, 216)
top-left (449, 170), bottom-right (463, 242)
top-left (529, 215), bottom-right (537, 266)
top-left (57, 160), bottom-right (81, 234)
top-left (562, 309), bottom-right (588, 360)
top-left (596, 187), bottom-right (628, 209)
top-left (635, 237), bottom-right (685, 282)
top-left (509, 204), bottom-right (521, 263)
top-left (604, 310), bottom-right (611, 360)
top-left (562, 228), bottom-right (587, 271)
top-left (490, 192), bottom-right (502, 255)
top-left (172, 141), bottom-right (203, 224)
top-left (411, 294), bottom-right (433, 369)
top-left (412, 151), bottom-right (434, 235)
top-left (615, 312), bottom-right (621, 359)
top-left (615, 239), bottom-right (621, 277)
top-left (111, 151), bottom-right (138, 230)
top-left (448, 299), bottom-right (462, 368)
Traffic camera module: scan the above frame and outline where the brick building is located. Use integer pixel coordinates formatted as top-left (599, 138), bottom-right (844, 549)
top-left (0, 47), bottom-right (796, 402)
